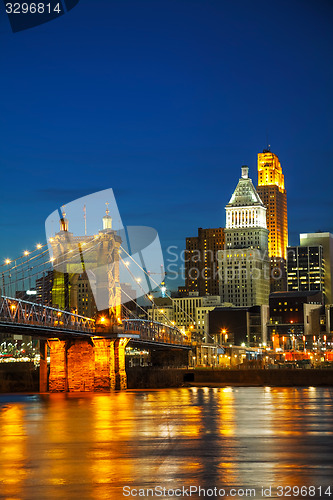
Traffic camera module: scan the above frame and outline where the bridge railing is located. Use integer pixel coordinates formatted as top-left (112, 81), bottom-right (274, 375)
top-left (123, 319), bottom-right (190, 346)
top-left (0, 296), bottom-right (95, 333)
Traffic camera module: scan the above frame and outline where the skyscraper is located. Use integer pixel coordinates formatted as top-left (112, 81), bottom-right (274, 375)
top-left (184, 227), bottom-right (225, 296)
top-left (218, 166), bottom-right (270, 306)
top-left (287, 245), bottom-right (325, 297)
top-left (300, 232), bottom-right (333, 304)
top-left (257, 148), bottom-right (288, 291)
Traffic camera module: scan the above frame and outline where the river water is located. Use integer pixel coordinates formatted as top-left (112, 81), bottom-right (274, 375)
top-left (0, 387), bottom-right (332, 500)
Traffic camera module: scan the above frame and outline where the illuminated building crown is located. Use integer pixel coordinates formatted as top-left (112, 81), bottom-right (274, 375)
top-left (226, 166), bottom-right (267, 229)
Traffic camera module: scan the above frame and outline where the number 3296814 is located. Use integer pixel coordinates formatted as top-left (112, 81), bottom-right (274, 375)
top-left (6, 3), bottom-right (62, 14)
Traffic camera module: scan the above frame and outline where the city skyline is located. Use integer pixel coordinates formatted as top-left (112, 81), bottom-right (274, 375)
top-left (1, 152), bottom-right (332, 293)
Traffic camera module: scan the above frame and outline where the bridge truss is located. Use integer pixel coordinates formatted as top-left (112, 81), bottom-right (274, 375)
top-left (0, 296), bottom-right (95, 335)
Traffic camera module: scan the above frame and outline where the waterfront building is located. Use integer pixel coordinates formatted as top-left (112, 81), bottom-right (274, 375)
top-left (268, 290), bottom-right (324, 350)
top-left (208, 305), bottom-right (269, 346)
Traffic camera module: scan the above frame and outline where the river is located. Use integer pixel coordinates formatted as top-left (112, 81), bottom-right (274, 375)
top-left (0, 387), bottom-right (332, 499)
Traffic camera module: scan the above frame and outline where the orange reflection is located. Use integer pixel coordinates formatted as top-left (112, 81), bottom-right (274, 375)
top-left (0, 404), bottom-right (27, 497)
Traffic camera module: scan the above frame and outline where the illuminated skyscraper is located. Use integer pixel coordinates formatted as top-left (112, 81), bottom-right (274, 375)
top-left (218, 166), bottom-right (270, 307)
top-left (257, 148), bottom-right (288, 290)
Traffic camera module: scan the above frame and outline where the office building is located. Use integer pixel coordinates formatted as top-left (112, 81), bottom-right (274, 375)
top-left (300, 232), bottom-right (333, 304)
top-left (218, 165), bottom-right (270, 306)
top-left (148, 294), bottom-right (223, 341)
top-left (36, 271), bottom-right (54, 307)
top-left (184, 227), bottom-right (225, 296)
top-left (257, 148), bottom-right (288, 291)
top-left (287, 245), bottom-right (325, 297)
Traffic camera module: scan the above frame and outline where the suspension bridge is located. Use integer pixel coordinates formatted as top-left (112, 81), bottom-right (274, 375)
top-left (0, 213), bottom-right (194, 392)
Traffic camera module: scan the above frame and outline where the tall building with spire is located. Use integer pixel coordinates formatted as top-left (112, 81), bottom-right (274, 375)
top-left (257, 148), bottom-right (288, 291)
top-left (218, 166), bottom-right (270, 307)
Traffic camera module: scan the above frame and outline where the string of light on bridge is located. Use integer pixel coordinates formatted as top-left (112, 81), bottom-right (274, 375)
top-left (2, 243), bottom-right (47, 268)
top-left (0, 238), bottom-right (104, 297)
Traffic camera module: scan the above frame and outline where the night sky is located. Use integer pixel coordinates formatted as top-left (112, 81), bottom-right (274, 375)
top-left (0, 0), bottom-right (332, 288)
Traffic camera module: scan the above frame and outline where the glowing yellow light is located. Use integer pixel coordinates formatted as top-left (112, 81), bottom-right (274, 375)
top-left (5, 259), bottom-right (11, 265)
top-left (49, 238), bottom-right (54, 243)
top-left (36, 244), bottom-right (42, 249)
top-left (23, 251), bottom-right (30, 256)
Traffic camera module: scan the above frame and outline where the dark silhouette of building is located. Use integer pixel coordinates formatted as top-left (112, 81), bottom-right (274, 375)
top-left (183, 227), bottom-right (225, 296)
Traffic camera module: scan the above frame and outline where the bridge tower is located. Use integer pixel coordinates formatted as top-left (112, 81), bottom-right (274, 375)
top-left (50, 206), bottom-right (122, 322)
top-left (44, 206), bottom-right (129, 393)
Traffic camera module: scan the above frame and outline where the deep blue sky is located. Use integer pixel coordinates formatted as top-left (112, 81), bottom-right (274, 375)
top-left (0, 0), bottom-right (332, 288)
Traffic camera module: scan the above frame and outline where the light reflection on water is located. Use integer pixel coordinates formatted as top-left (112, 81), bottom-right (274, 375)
top-left (0, 387), bottom-right (332, 499)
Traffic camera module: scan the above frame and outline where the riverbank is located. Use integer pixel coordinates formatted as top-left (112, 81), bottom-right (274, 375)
top-left (1, 363), bottom-right (333, 392)
top-left (0, 362), bottom-right (38, 392)
top-left (127, 367), bottom-right (333, 389)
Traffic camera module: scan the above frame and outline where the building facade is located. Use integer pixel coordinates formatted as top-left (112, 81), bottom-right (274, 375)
top-left (257, 148), bottom-right (288, 291)
top-left (147, 294), bottom-right (223, 342)
top-left (218, 165), bottom-right (270, 307)
top-left (184, 227), bottom-right (225, 296)
top-left (268, 290), bottom-right (324, 350)
top-left (287, 245), bottom-right (325, 297)
top-left (208, 305), bottom-right (269, 346)
top-left (300, 232), bottom-right (333, 305)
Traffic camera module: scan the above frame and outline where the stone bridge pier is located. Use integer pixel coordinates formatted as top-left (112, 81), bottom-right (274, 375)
top-left (40, 337), bottom-right (129, 392)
